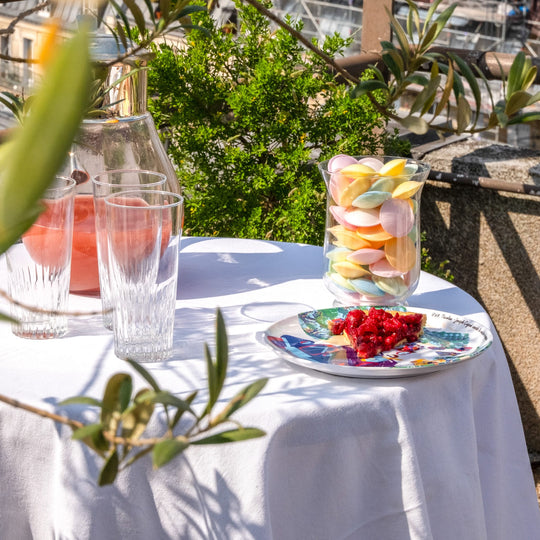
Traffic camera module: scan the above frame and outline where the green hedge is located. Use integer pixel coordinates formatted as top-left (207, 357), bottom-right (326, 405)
top-left (148, 1), bottom-right (408, 245)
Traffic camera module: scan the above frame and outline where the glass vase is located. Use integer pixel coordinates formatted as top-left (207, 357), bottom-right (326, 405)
top-left (318, 155), bottom-right (431, 306)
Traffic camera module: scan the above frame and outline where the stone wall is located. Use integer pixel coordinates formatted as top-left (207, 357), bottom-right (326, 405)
top-left (418, 140), bottom-right (540, 453)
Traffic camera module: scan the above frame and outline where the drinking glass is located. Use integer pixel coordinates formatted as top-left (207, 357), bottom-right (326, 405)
top-left (6, 176), bottom-right (76, 338)
top-left (92, 169), bottom-right (167, 329)
top-left (104, 189), bottom-right (183, 362)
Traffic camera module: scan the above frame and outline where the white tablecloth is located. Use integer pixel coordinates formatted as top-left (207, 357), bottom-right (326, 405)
top-left (0, 237), bottom-right (538, 540)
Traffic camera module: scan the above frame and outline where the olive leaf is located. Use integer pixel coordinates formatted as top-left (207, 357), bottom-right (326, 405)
top-left (98, 449), bottom-right (120, 486)
top-left (507, 51), bottom-right (526, 97)
top-left (123, 0), bottom-right (147, 35)
top-left (121, 389), bottom-right (155, 442)
top-left (152, 437), bottom-right (190, 468)
top-left (448, 52), bottom-right (482, 127)
top-left (135, 389), bottom-right (196, 416)
top-left (432, 60), bottom-right (454, 119)
top-left (192, 427), bottom-right (266, 445)
top-left (0, 311), bottom-right (19, 324)
top-left (211, 378), bottom-right (268, 426)
top-left (203, 309), bottom-right (229, 416)
top-left (456, 95), bottom-right (472, 134)
top-left (122, 357), bottom-right (162, 392)
top-left (505, 91), bottom-right (534, 117)
top-left (101, 373), bottom-right (133, 431)
top-left (59, 396), bottom-right (103, 408)
top-left (399, 115), bottom-right (430, 135)
top-left (71, 422), bottom-right (109, 453)
top-left (507, 111), bottom-right (540, 125)
top-left (170, 390), bottom-right (198, 430)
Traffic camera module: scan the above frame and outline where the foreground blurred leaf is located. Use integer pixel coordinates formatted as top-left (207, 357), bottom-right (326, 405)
top-left (121, 389), bottom-right (155, 442)
top-left (152, 437), bottom-right (189, 468)
top-left (192, 427), bottom-right (266, 445)
top-left (71, 422), bottom-right (109, 453)
top-left (0, 311), bottom-right (18, 324)
top-left (59, 396), bottom-right (103, 408)
top-left (136, 390), bottom-right (195, 415)
top-left (212, 378), bottom-right (268, 425)
top-left (0, 25), bottom-right (91, 254)
top-left (98, 450), bottom-right (120, 486)
top-left (123, 357), bottom-right (162, 392)
top-left (215, 309), bottom-right (228, 403)
top-left (101, 373), bottom-right (133, 430)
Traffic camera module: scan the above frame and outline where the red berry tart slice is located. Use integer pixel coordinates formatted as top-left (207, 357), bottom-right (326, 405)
top-left (328, 307), bottom-right (427, 359)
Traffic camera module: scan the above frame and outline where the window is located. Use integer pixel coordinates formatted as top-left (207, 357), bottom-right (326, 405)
top-left (23, 37), bottom-right (33, 88)
top-left (0, 36), bottom-right (10, 79)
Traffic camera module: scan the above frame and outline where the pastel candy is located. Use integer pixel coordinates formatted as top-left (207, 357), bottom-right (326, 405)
top-left (393, 180), bottom-right (423, 199)
top-left (379, 198), bottom-right (414, 238)
top-left (328, 226), bottom-right (373, 251)
top-left (328, 154), bottom-right (358, 172)
top-left (339, 176), bottom-right (372, 206)
top-left (344, 207), bottom-right (380, 228)
top-left (333, 261), bottom-right (371, 279)
top-left (329, 205), bottom-right (359, 231)
top-left (356, 224), bottom-right (393, 244)
top-left (369, 177), bottom-right (395, 193)
top-left (339, 163), bottom-right (377, 177)
top-left (349, 278), bottom-right (386, 297)
top-left (385, 236), bottom-right (417, 272)
top-left (379, 158), bottom-right (407, 177)
top-left (329, 172), bottom-right (352, 203)
top-left (352, 191), bottom-right (391, 209)
top-left (357, 157), bottom-right (384, 171)
top-left (326, 247), bottom-right (351, 262)
top-left (328, 272), bottom-right (356, 291)
top-left (403, 163), bottom-right (418, 176)
top-left (347, 248), bottom-right (385, 265)
top-left (372, 275), bottom-right (408, 296)
top-left (369, 258), bottom-right (405, 278)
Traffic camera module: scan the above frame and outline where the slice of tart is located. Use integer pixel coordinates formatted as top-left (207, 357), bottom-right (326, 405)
top-left (327, 307), bottom-right (426, 359)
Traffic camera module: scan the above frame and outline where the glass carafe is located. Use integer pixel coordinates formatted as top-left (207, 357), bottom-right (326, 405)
top-left (65, 34), bottom-right (180, 295)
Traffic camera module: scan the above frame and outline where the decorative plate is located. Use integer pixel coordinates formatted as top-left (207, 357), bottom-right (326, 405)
top-left (263, 306), bottom-right (493, 378)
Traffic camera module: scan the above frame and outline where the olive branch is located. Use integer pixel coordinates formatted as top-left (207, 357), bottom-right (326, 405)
top-left (0, 308), bottom-right (267, 486)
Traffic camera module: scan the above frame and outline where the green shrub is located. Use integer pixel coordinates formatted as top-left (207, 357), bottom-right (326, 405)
top-left (148, 1), bottom-right (406, 245)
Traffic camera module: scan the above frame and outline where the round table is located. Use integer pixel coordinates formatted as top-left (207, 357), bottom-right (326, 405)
top-left (0, 237), bottom-right (538, 540)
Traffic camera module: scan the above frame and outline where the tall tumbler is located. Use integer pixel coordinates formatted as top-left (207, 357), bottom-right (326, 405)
top-left (104, 190), bottom-right (183, 362)
top-left (92, 170), bottom-right (167, 329)
top-left (6, 177), bottom-right (76, 338)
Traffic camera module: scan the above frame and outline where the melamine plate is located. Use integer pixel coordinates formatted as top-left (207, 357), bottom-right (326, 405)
top-left (263, 306), bottom-right (493, 378)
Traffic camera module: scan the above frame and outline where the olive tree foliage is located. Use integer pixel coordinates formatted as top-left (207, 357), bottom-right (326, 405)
top-left (349, 0), bottom-right (540, 135)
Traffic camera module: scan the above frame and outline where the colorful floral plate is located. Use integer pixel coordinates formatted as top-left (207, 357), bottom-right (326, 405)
top-left (263, 306), bottom-right (493, 378)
